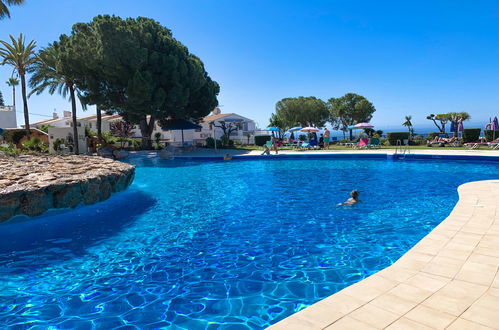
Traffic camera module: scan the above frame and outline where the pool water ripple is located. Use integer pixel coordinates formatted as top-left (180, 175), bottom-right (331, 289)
top-left (0, 158), bottom-right (498, 329)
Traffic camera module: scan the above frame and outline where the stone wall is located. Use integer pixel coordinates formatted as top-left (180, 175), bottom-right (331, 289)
top-left (0, 155), bottom-right (135, 222)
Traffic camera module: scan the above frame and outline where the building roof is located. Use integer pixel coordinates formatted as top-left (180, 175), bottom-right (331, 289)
top-left (30, 117), bottom-right (69, 126)
top-left (202, 113), bottom-right (253, 123)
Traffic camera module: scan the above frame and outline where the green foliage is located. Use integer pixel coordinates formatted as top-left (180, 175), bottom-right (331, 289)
top-left (0, 0), bottom-right (24, 19)
top-left (0, 33), bottom-right (37, 131)
top-left (386, 132), bottom-right (410, 145)
top-left (462, 128), bottom-right (481, 143)
top-left (220, 135), bottom-right (229, 147)
top-left (11, 130), bottom-right (26, 144)
top-left (328, 93), bottom-right (376, 135)
top-left (254, 135), bottom-right (271, 146)
top-left (205, 137), bottom-right (222, 148)
top-left (39, 124), bottom-right (54, 133)
top-left (402, 115), bottom-right (414, 136)
top-left (21, 137), bottom-right (47, 152)
top-left (59, 15), bottom-right (219, 147)
top-left (0, 90), bottom-right (4, 106)
top-left (101, 131), bottom-right (118, 145)
top-left (0, 142), bottom-right (21, 156)
top-left (271, 96), bottom-right (328, 128)
top-left (484, 130), bottom-right (499, 142)
top-left (53, 138), bottom-right (65, 152)
top-left (132, 139), bottom-right (141, 149)
top-left (154, 132), bottom-right (162, 143)
top-left (84, 125), bottom-right (96, 137)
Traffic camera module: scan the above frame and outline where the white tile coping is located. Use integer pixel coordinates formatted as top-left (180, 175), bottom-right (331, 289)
top-left (269, 180), bottom-right (499, 329)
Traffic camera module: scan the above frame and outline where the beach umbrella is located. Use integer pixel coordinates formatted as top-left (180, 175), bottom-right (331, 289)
top-left (353, 123), bottom-right (374, 129)
top-left (289, 126), bottom-right (302, 132)
top-left (266, 127), bottom-right (280, 138)
top-left (161, 119), bottom-right (202, 146)
top-left (492, 117), bottom-right (499, 140)
top-left (492, 117), bottom-right (499, 130)
top-left (300, 127), bottom-right (319, 132)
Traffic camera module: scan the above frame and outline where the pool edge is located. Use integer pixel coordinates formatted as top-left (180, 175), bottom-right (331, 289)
top-left (268, 179), bottom-right (499, 329)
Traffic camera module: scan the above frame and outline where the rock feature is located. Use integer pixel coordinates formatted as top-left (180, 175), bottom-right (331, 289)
top-left (0, 155), bottom-right (135, 222)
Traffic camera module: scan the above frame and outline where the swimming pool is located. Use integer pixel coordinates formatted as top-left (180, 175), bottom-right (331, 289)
top-left (0, 156), bottom-right (498, 328)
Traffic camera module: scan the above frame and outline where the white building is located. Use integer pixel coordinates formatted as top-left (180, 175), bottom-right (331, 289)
top-left (0, 106), bottom-right (17, 128)
top-left (30, 108), bottom-right (259, 147)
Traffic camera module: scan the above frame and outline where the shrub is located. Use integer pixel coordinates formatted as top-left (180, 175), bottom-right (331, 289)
top-left (228, 139), bottom-right (234, 147)
top-left (132, 139), bottom-right (141, 150)
top-left (484, 130), bottom-right (499, 142)
top-left (386, 132), bottom-right (410, 145)
top-left (101, 132), bottom-right (118, 145)
top-left (254, 135), bottom-right (271, 146)
top-left (11, 130), bottom-right (27, 144)
top-left (462, 128), bottom-right (481, 143)
top-left (53, 138), bottom-right (65, 152)
top-left (22, 137), bottom-right (43, 151)
top-left (0, 142), bottom-right (21, 156)
top-left (206, 137), bottom-right (222, 148)
top-left (428, 132), bottom-right (444, 139)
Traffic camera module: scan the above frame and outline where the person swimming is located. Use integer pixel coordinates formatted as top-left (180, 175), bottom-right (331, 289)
top-left (338, 190), bottom-right (360, 206)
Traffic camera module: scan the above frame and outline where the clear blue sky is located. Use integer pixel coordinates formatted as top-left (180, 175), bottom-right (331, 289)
top-left (1, 0), bottom-right (498, 131)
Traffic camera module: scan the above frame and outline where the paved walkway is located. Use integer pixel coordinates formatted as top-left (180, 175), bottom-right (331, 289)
top-left (269, 180), bottom-right (499, 330)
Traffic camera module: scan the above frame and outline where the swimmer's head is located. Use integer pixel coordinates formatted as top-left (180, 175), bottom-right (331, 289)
top-left (350, 190), bottom-right (359, 200)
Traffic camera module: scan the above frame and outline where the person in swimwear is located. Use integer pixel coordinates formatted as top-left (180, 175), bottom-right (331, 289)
top-left (338, 190), bottom-right (359, 206)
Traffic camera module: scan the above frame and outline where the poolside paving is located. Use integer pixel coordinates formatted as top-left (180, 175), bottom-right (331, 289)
top-left (269, 179), bottom-right (499, 329)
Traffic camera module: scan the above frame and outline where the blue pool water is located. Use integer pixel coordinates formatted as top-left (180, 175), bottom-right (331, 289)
top-left (1, 156), bottom-right (498, 329)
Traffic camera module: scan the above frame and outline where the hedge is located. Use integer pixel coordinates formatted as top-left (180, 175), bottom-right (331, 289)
top-left (484, 130), bottom-right (499, 142)
top-left (254, 135), bottom-right (271, 146)
top-left (428, 132), bottom-right (446, 139)
top-left (462, 128), bottom-right (481, 143)
top-left (386, 132), bottom-right (409, 145)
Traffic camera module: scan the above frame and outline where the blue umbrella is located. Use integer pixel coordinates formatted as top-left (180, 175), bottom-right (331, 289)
top-left (266, 127), bottom-right (280, 132)
top-left (289, 126), bottom-right (302, 132)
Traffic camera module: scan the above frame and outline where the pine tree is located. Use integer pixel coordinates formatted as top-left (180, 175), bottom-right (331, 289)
top-left (0, 90), bottom-right (5, 106)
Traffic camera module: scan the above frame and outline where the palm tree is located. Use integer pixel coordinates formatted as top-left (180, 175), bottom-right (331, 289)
top-left (6, 77), bottom-right (18, 107)
top-left (0, 0), bottom-right (24, 19)
top-left (29, 45), bottom-right (81, 154)
top-left (0, 34), bottom-right (36, 133)
top-left (402, 115), bottom-right (414, 138)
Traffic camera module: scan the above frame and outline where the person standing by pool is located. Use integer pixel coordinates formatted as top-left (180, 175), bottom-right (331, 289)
top-left (324, 128), bottom-right (331, 149)
top-left (271, 136), bottom-right (279, 155)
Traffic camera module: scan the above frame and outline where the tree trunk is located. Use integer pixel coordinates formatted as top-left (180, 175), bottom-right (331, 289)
top-left (96, 106), bottom-right (102, 141)
top-left (12, 85), bottom-right (16, 108)
top-left (20, 74), bottom-right (29, 133)
top-left (69, 85), bottom-right (79, 155)
top-left (349, 129), bottom-right (353, 140)
top-left (139, 114), bottom-right (155, 149)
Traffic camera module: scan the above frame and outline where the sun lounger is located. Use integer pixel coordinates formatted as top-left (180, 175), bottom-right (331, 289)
top-left (487, 138), bottom-right (499, 149)
top-left (464, 140), bottom-right (488, 149)
top-left (367, 138), bottom-right (381, 149)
